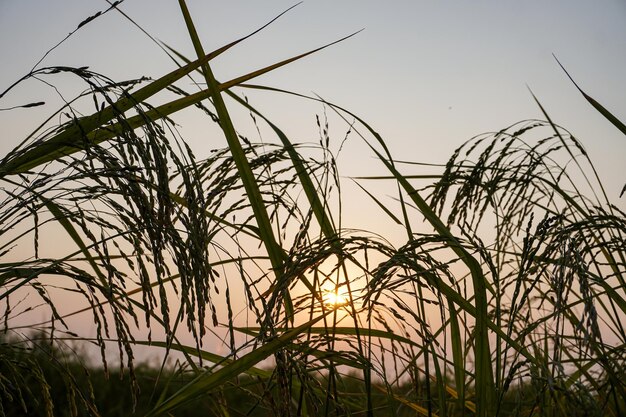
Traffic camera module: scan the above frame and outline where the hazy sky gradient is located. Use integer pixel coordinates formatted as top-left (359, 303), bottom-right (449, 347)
top-left (1, 0), bottom-right (625, 363)
top-left (1, 1), bottom-right (625, 214)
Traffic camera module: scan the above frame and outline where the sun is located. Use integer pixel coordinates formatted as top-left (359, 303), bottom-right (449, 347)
top-left (322, 290), bottom-right (349, 307)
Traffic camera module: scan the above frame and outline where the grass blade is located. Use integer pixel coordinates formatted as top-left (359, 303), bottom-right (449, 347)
top-left (177, 0), bottom-right (286, 280)
top-left (0, 6), bottom-right (310, 176)
top-left (146, 311), bottom-right (331, 416)
top-left (555, 55), bottom-right (626, 136)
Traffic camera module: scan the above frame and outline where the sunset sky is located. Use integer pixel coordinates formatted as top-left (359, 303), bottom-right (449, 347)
top-left (2, 0), bottom-right (625, 280)
top-left (2, 1), bottom-right (624, 189)
top-left (1, 0), bottom-right (626, 368)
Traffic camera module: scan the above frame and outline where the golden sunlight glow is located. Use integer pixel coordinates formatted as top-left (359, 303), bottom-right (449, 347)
top-left (322, 290), bottom-right (349, 307)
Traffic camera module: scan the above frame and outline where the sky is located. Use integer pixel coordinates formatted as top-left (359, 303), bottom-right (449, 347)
top-left (1, 0), bottom-right (625, 359)
top-left (1, 1), bottom-right (625, 182)
top-left (1, 0), bottom-right (624, 250)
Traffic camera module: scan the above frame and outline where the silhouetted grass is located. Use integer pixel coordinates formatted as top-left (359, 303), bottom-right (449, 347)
top-left (1, 2), bottom-right (624, 416)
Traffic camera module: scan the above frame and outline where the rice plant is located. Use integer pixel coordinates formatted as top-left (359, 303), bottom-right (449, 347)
top-left (1, 2), bottom-right (624, 416)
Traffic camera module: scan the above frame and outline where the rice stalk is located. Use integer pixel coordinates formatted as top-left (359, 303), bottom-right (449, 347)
top-left (1, 4), bottom-right (624, 417)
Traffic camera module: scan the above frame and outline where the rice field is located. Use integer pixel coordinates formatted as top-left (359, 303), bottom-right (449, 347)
top-left (1, 2), bottom-right (625, 416)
